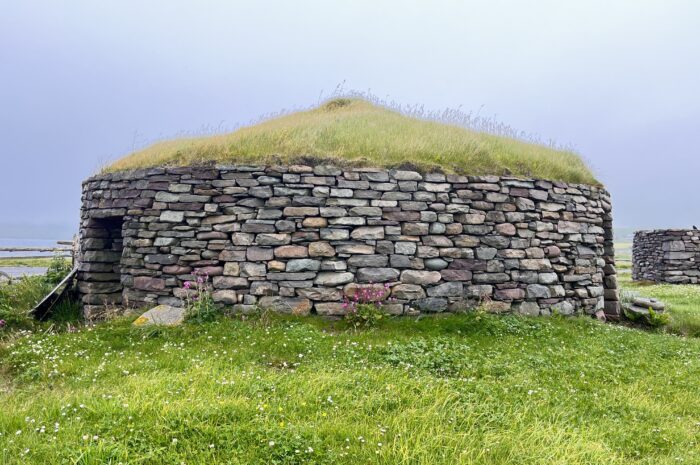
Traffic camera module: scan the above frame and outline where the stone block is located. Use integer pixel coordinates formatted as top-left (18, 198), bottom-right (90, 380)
top-left (351, 226), bottom-right (385, 240)
top-left (133, 276), bottom-right (166, 291)
top-left (424, 258), bottom-right (448, 270)
top-left (400, 270), bottom-right (441, 285)
top-left (258, 296), bottom-right (312, 315)
top-left (302, 217), bottom-right (328, 228)
top-left (247, 247), bottom-right (274, 261)
top-left (412, 297), bottom-right (448, 312)
top-left (320, 228), bottom-right (350, 241)
top-left (315, 272), bottom-right (354, 286)
top-left (315, 302), bottom-right (347, 315)
top-left (133, 305), bottom-right (186, 327)
top-left (517, 301), bottom-right (540, 316)
top-left (256, 233), bottom-right (291, 246)
top-left (275, 245), bottom-right (309, 258)
top-left (241, 262), bottom-right (267, 277)
top-left (212, 290), bottom-right (238, 304)
top-left (347, 255), bottom-right (389, 267)
top-left (307, 242), bottom-right (335, 257)
top-left (286, 259), bottom-right (321, 272)
top-left (297, 287), bottom-right (342, 301)
top-left (427, 282), bottom-right (463, 297)
top-left (356, 267), bottom-right (400, 283)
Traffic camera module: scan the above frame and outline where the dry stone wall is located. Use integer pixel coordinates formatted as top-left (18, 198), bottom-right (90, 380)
top-left (633, 229), bottom-right (700, 283)
top-left (77, 164), bottom-right (619, 319)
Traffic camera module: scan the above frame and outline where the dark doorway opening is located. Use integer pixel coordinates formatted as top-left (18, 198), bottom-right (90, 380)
top-left (79, 216), bottom-right (124, 316)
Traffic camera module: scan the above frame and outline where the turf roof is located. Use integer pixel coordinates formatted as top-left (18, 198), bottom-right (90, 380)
top-left (107, 98), bottom-right (597, 185)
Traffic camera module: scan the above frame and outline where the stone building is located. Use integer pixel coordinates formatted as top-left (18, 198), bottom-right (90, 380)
top-left (77, 164), bottom-right (620, 319)
top-left (633, 229), bottom-right (700, 283)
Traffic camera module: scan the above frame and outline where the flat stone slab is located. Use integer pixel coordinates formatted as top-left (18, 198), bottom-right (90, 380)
top-left (631, 297), bottom-right (665, 311)
top-left (624, 305), bottom-right (651, 317)
top-left (133, 304), bottom-right (186, 327)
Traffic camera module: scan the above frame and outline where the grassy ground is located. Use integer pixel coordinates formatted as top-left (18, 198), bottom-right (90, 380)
top-left (2, 251), bottom-right (700, 464)
top-left (2, 313), bottom-right (700, 465)
top-left (619, 272), bottom-right (700, 337)
top-left (0, 257), bottom-right (58, 268)
top-left (108, 98), bottom-right (598, 185)
top-left (613, 241), bottom-right (700, 337)
top-left (0, 257), bottom-right (77, 329)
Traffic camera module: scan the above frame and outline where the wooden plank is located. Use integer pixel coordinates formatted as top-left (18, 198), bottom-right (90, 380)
top-left (0, 270), bottom-right (12, 283)
top-left (30, 267), bottom-right (78, 321)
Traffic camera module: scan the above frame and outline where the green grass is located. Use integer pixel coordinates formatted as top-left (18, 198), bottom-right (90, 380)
top-left (0, 258), bottom-right (78, 331)
top-left (0, 276), bottom-right (53, 329)
top-left (0, 257), bottom-right (59, 268)
top-left (2, 313), bottom-right (700, 464)
top-left (613, 241), bottom-right (700, 337)
top-left (619, 273), bottom-right (700, 337)
top-left (2, 251), bottom-right (699, 463)
top-left (107, 98), bottom-right (598, 185)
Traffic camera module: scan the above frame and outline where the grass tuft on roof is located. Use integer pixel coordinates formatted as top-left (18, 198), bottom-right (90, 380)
top-left (107, 98), bottom-right (598, 185)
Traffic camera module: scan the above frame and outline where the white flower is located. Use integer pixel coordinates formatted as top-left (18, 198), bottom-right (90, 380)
top-left (269, 441), bottom-right (275, 447)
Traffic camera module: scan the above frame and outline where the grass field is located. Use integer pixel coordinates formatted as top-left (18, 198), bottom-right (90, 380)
top-left (108, 98), bottom-right (598, 185)
top-left (2, 313), bottom-right (700, 465)
top-left (619, 273), bottom-right (700, 337)
top-left (0, 257), bottom-right (57, 268)
top-left (2, 249), bottom-right (700, 464)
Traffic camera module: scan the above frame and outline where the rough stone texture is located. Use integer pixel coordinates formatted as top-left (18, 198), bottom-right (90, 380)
top-left (633, 229), bottom-right (700, 284)
top-left (77, 165), bottom-right (618, 319)
top-left (132, 305), bottom-right (186, 326)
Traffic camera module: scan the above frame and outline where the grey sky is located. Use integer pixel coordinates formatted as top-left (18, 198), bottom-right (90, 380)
top-left (1, 0), bottom-right (699, 236)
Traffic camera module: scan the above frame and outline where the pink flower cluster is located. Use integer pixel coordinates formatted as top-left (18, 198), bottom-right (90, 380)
top-left (342, 282), bottom-right (395, 312)
top-left (183, 269), bottom-right (209, 301)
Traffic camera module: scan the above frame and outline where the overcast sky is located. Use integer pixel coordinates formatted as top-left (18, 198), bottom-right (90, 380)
top-left (1, 0), bottom-right (699, 237)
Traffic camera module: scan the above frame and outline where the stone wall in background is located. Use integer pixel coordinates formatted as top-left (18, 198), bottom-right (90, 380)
top-left (77, 165), bottom-right (619, 319)
top-left (633, 229), bottom-right (700, 283)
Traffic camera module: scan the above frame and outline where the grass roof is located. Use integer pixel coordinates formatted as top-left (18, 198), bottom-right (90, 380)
top-left (107, 98), bottom-right (598, 185)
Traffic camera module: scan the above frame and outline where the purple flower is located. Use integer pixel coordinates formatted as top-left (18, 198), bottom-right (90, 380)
top-left (0, 319), bottom-right (5, 328)
top-left (183, 281), bottom-right (192, 289)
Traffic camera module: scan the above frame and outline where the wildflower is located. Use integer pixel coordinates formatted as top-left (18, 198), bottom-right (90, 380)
top-left (183, 281), bottom-right (191, 289)
top-left (269, 440), bottom-right (275, 447)
top-left (0, 319), bottom-right (6, 328)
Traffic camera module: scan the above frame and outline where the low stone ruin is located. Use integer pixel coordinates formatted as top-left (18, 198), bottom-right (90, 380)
top-left (633, 229), bottom-right (700, 283)
top-left (621, 295), bottom-right (666, 319)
